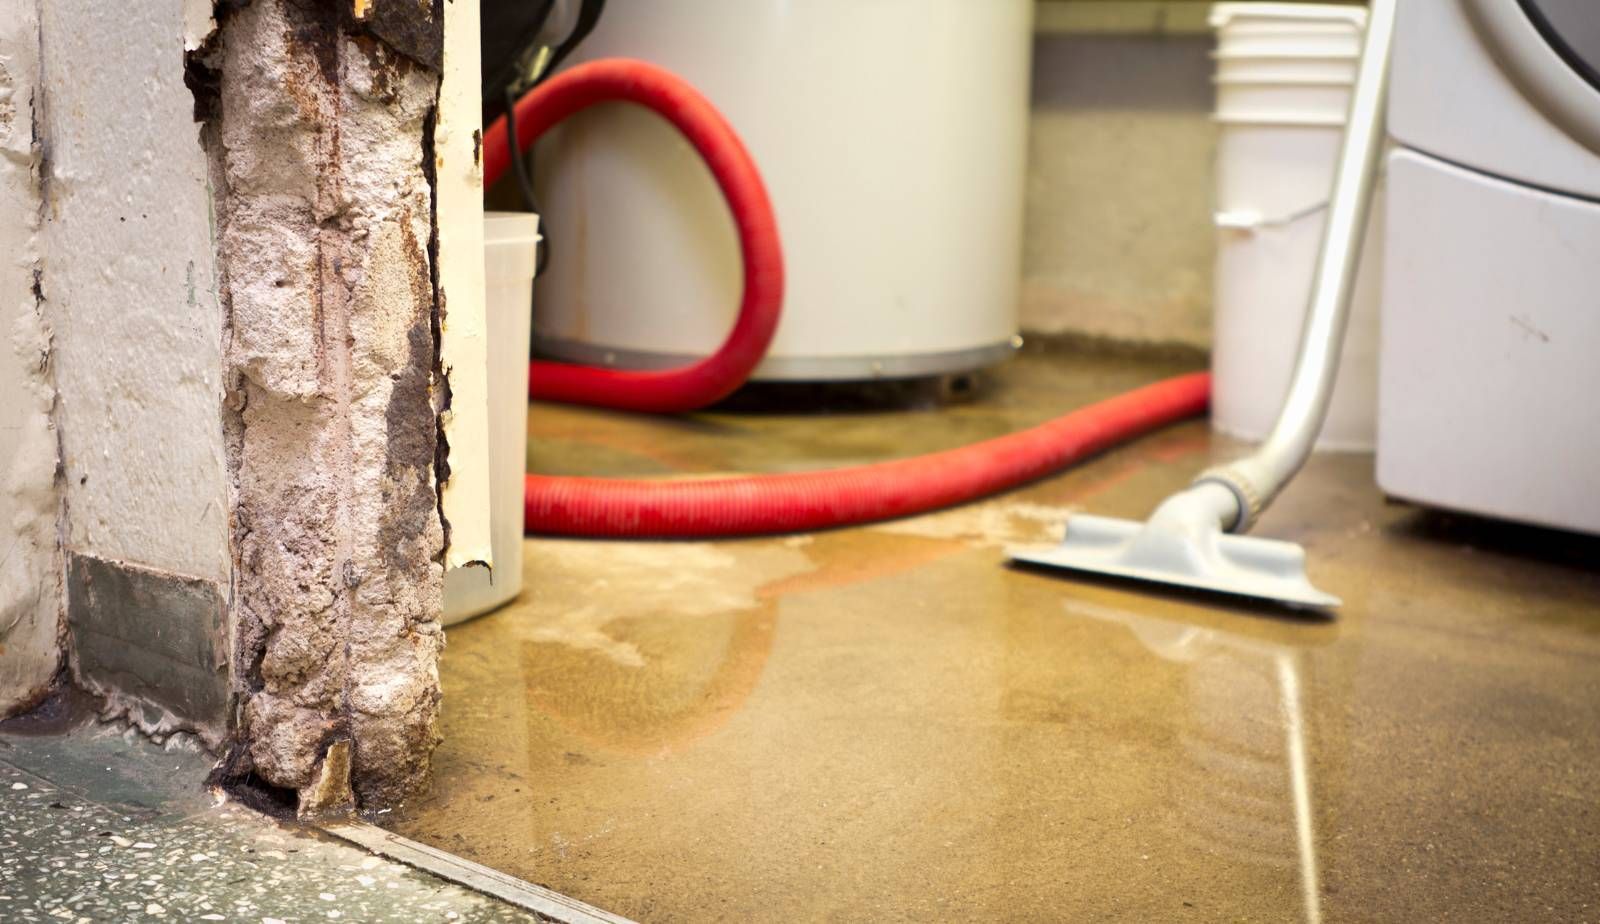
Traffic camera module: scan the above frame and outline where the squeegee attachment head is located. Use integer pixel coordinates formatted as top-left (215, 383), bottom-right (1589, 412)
top-left (1009, 513), bottom-right (1340, 611)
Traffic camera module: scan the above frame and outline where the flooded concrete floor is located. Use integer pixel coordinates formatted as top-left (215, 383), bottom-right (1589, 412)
top-left (392, 350), bottom-right (1600, 922)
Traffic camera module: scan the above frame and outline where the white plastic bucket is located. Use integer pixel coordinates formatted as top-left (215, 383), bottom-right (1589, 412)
top-left (1211, 3), bottom-right (1364, 58)
top-left (1209, 3), bottom-right (1382, 451)
top-left (1214, 30), bottom-right (1363, 58)
top-left (1211, 2), bottom-right (1364, 127)
top-left (443, 212), bottom-right (541, 626)
top-left (1214, 79), bottom-right (1357, 125)
top-left (1213, 54), bottom-right (1360, 84)
top-left (1210, 3), bottom-right (1366, 30)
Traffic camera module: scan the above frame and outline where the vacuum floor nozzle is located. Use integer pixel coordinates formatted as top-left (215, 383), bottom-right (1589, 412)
top-left (1009, 513), bottom-right (1340, 611)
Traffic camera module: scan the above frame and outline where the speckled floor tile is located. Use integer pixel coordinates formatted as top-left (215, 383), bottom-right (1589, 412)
top-left (0, 721), bottom-right (542, 924)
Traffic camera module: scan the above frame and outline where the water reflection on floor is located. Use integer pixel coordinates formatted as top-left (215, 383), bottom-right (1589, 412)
top-left (390, 351), bottom-right (1600, 922)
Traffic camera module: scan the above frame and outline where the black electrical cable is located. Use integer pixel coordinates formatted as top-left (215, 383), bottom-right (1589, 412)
top-left (502, 84), bottom-right (550, 277)
top-left (491, 0), bottom-right (608, 279)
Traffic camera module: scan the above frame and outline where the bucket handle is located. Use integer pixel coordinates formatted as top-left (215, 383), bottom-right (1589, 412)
top-left (1214, 200), bottom-right (1328, 233)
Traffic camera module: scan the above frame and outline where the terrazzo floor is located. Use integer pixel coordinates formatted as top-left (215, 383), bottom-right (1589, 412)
top-left (0, 701), bottom-right (541, 924)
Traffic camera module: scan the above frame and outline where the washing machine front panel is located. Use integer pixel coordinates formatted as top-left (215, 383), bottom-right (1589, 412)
top-left (1377, 150), bottom-right (1600, 536)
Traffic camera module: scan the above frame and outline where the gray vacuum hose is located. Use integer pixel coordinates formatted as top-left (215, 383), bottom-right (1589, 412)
top-left (1197, 0), bottom-right (1398, 533)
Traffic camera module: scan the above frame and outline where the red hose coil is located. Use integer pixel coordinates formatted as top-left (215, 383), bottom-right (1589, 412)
top-left (490, 60), bottom-right (1210, 538)
top-left (483, 59), bottom-right (783, 414)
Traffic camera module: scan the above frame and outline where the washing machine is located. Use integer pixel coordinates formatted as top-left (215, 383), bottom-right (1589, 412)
top-left (1378, 0), bottom-right (1600, 534)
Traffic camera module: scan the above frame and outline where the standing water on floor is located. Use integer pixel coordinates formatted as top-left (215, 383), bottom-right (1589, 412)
top-left (389, 352), bottom-right (1600, 922)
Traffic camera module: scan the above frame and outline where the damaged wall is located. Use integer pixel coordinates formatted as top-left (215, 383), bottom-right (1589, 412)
top-left (41, 0), bottom-right (233, 585)
top-left (200, 0), bottom-right (448, 810)
top-left (3, 0), bottom-right (455, 810)
top-left (0, 0), bottom-right (62, 718)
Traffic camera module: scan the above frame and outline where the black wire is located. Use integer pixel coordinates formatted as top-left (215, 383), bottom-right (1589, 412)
top-left (502, 85), bottom-right (550, 277)
top-left (495, 0), bottom-right (607, 280)
top-left (501, 87), bottom-right (538, 213)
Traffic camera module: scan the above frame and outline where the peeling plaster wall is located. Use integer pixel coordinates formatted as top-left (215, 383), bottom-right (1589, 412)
top-left (200, 0), bottom-right (447, 809)
top-left (0, 0), bottom-right (63, 718)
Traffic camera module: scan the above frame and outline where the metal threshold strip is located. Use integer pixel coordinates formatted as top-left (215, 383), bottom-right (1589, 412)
top-left (323, 821), bottom-right (637, 924)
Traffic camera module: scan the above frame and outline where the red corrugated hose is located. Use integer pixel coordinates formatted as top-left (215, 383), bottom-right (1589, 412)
top-left (486, 58), bottom-right (1211, 539)
top-left (484, 58), bottom-right (783, 413)
top-left (524, 373), bottom-right (1210, 538)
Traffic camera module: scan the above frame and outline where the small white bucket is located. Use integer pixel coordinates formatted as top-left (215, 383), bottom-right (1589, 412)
top-left (1213, 53), bottom-right (1360, 85)
top-left (1214, 78), bottom-right (1357, 125)
top-left (1210, 3), bottom-right (1366, 29)
top-left (1211, 3), bottom-right (1364, 126)
top-left (1215, 30), bottom-right (1363, 57)
top-left (443, 212), bottom-right (541, 626)
top-left (1209, 3), bottom-right (1381, 451)
top-left (1211, 3), bottom-right (1364, 58)
top-left (1215, 32), bottom-right (1363, 58)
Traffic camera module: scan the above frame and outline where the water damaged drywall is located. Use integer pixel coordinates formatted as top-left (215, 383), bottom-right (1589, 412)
top-left (190, 0), bottom-right (449, 811)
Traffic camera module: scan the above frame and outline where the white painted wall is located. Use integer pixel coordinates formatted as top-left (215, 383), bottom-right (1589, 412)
top-left (0, 0), bottom-right (62, 716)
top-left (39, 0), bottom-right (231, 583)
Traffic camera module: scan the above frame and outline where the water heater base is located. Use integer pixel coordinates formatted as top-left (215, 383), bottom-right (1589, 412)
top-left (532, 336), bottom-right (1019, 383)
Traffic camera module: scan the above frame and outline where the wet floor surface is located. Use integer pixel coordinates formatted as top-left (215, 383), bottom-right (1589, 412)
top-left (391, 350), bottom-right (1600, 922)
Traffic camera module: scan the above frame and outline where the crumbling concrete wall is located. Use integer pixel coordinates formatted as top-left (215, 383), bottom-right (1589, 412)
top-left (196, 0), bottom-right (447, 809)
top-left (0, 0), bottom-right (63, 718)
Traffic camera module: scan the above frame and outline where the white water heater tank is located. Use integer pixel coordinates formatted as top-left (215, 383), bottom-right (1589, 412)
top-left (529, 0), bottom-right (1034, 381)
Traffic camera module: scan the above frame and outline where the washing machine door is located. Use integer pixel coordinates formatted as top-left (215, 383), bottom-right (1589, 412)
top-left (1464, 0), bottom-right (1600, 155)
top-left (1520, 1), bottom-right (1600, 89)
